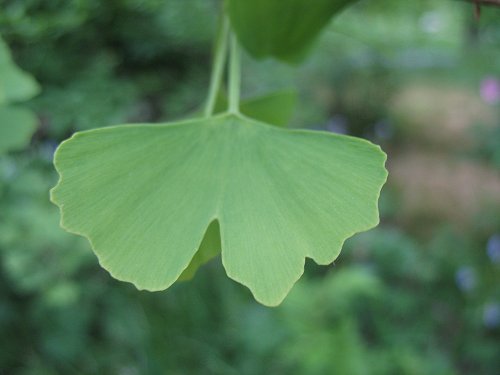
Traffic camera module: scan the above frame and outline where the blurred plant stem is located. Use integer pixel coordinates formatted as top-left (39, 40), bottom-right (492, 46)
top-left (228, 33), bottom-right (241, 114)
top-left (204, 16), bottom-right (229, 117)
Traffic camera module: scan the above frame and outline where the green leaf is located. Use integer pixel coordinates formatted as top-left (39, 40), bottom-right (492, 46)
top-left (0, 106), bottom-right (37, 153)
top-left (226, 0), bottom-right (356, 63)
top-left (0, 63), bottom-right (40, 104)
top-left (0, 37), bottom-right (40, 154)
top-left (241, 90), bottom-right (297, 127)
top-left (51, 114), bottom-right (387, 306)
top-left (0, 36), bottom-right (13, 65)
top-left (0, 38), bottom-right (40, 104)
top-left (215, 90), bottom-right (297, 127)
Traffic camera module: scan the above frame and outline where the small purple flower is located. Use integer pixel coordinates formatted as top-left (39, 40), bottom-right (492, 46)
top-left (480, 77), bottom-right (500, 104)
top-left (483, 303), bottom-right (500, 329)
top-left (455, 266), bottom-right (476, 292)
top-left (486, 234), bottom-right (500, 264)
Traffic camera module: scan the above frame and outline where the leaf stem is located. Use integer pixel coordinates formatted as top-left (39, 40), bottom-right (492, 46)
top-left (228, 33), bottom-right (241, 114)
top-left (204, 16), bottom-right (229, 117)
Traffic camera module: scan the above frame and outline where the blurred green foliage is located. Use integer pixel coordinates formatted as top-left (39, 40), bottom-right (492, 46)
top-left (0, 36), bottom-right (39, 153)
top-left (0, 0), bottom-right (499, 374)
top-left (0, 0), bottom-right (218, 138)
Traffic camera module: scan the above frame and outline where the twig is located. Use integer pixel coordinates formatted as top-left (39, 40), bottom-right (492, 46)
top-left (466, 0), bottom-right (500, 6)
top-left (462, 0), bottom-right (500, 21)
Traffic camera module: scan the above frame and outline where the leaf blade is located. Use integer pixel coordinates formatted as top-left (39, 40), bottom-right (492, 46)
top-left (52, 114), bottom-right (387, 305)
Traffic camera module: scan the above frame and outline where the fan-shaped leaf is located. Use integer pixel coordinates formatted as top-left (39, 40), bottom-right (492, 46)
top-left (51, 114), bottom-right (386, 306)
top-left (226, 0), bottom-right (356, 63)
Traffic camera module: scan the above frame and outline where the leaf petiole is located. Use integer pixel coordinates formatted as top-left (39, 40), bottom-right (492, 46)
top-left (227, 33), bottom-right (241, 115)
top-left (204, 16), bottom-right (229, 117)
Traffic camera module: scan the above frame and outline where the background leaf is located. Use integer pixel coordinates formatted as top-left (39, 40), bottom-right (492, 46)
top-left (226, 0), bottom-right (357, 63)
top-left (0, 38), bottom-right (40, 104)
top-left (240, 90), bottom-right (297, 127)
top-left (0, 36), bottom-right (39, 154)
top-left (214, 89), bottom-right (298, 127)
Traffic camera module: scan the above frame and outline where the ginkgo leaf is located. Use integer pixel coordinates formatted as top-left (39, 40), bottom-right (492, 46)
top-left (51, 114), bottom-right (387, 306)
top-left (226, 0), bottom-right (356, 63)
top-left (0, 106), bottom-right (37, 153)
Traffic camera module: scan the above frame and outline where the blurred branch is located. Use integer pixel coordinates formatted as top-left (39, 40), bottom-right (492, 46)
top-left (461, 0), bottom-right (500, 20)
top-left (466, 0), bottom-right (500, 6)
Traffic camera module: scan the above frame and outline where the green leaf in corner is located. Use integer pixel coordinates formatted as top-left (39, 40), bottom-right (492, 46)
top-left (0, 38), bottom-right (40, 104)
top-left (51, 114), bottom-right (387, 306)
top-left (0, 106), bottom-right (37, 153)
top-left (0, 36), bottom-right (40, 154)
top-left (226, 0), bottom-right (357, 63)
